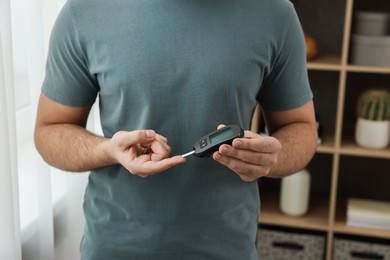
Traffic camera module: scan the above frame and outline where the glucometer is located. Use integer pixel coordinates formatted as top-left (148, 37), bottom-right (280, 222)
top-left (181, 124), bottom-right (244, 158)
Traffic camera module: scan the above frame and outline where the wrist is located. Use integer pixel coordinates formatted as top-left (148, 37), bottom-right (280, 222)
top-left (99, 136), bottom-right (118, 166)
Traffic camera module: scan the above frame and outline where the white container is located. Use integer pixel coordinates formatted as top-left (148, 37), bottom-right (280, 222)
top-left (355, 118), bottom-right (390, 149)
top-left (355, 11), bottom-right (390, 36)
top-left (280, 169), bottom-right (311, 217)
top-left (351, 34), bottom-right (390, 67)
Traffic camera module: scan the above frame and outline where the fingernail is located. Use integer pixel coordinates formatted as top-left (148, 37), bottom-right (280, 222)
top-left (234, 140), bottom-right (242, 147)
top-left (145, 130), bottom-right (155, 138)
top-left (222, 146), bottom-right (229, 153)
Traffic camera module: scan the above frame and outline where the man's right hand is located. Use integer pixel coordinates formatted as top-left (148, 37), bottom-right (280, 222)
top-left (35, 93), bottom-right (186, 174)
top-left (108, 130), bottom-right (187, 178)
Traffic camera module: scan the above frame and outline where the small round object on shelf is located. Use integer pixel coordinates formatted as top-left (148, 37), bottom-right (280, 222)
top-left (305, 33), bottom-right (318, 61)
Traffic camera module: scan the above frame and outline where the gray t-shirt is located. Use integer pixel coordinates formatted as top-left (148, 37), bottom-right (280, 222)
top-left (42, 0), bottom-right (312, 259)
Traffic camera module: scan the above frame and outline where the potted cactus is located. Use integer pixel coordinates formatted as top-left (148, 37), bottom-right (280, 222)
top-left (355, 89), bottom-right (390, 149)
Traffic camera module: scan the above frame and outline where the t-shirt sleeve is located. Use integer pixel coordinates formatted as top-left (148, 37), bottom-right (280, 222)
top-left (258, 6), bottom-right (313, 112)
top-left (41, 2), bottom-right (99, 107)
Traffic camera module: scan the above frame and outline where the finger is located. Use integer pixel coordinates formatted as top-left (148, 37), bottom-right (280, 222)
top-left (114, 130), bottom-right (156, 148)
top-left (232, 135), bottom-right (281, 153)
top-left (213, 152), bottom-right (270, 181)
top-left (243, 130), bottom-right (260, 138)
top-left (217, 124), bottom-right (226, 130)
top-left (150, 140), bottom-right (172, 161)
top-left (155, 134), bottom-right (168, 144)
top-left (218, 144), bottom-right (277, 166)
top-left (140, 135), bottom-right (170, 151)
top-left (155, 135), bottom-right (171, 151)
top-left (130, 156), bottom-right (187, 177)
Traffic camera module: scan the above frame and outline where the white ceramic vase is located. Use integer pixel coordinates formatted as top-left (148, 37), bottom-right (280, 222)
top-left (280, 169), bottom-right (311, 217)
top-left (355, 118), bottom-right (390, 149)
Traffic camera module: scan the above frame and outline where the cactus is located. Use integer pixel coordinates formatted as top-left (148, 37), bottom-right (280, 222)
top-left (356, 90), bottom-right (390, 121)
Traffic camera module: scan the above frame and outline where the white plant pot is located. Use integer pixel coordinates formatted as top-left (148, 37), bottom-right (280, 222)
top-left (355, 118), bottom-right (390, 149)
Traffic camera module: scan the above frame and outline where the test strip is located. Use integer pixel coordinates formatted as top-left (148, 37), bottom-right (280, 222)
top-left (181, 150), bottom-right (195, 158)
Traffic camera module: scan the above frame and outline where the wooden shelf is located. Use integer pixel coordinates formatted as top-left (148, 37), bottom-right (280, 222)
top-left (346, 64), bottom-right (390, 74)
top-left (340, 138), bottom-right (390, 159)
top-left (307, 54), bottom-right (342, 71)
top-left (334, 219), bottom-right (390, 240)
top-left (259, 194), bottom-right (329, 232)
top-left (317, 133), bottom-right (336, 154)
top-left (334, 201), bottom-right (390, 239)
top-left (258, 1), bottom-right (390, 259)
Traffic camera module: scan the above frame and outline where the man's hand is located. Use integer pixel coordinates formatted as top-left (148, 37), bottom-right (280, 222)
top-left (212, 126), bottom-right (282, 182)
top-left (109, 130), bottom-right (186, 177)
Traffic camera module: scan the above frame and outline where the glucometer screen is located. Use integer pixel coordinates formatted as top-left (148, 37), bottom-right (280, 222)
top-left (210, 127), bottom-right (234, 144)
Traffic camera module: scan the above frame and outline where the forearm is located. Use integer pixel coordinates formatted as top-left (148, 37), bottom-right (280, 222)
top-left (267, 122), bottom-right (317, 178)
top-left (34, 124), bottom-right (115, 172)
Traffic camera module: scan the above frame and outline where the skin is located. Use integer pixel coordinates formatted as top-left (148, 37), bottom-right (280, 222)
top-left (213, 100), bottom-right (318, 181)
top-left (34, 93), bottom-right (186, 177)
top-left (34, 93), bottom-right (317, 181)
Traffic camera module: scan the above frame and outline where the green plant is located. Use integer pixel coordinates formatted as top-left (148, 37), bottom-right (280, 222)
top-left (356, 89), bottom-right (390, 121)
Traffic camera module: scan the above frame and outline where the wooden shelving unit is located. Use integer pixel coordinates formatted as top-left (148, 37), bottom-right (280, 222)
top-left (256, 0), bottom-right (390, 259)
top-left (260, 194), bottom-right (330, 232)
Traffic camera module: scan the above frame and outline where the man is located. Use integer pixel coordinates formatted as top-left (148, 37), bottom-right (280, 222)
top-left (34, 0), bottom-right (317, 259)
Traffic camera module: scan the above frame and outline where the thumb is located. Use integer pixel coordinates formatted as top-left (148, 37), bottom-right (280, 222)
top-left (131, 130), bottom-right (156, 144)
top-left (217, 124), bottom-right (226, 130)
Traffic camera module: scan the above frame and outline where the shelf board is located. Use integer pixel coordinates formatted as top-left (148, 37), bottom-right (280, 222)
top-left (333, 221), bottom-right (390, 240)
top-left (317, 134), bottom-right (336, 154)
top-left (346, 64), bottom-right (390, 74)
top-left (307, 57), bottom-right (390, 74)
top-left (340, 139), bottom-right (390, 159)
top-left (317, 145), bottom-right (335, 154)
top-left (334, 201), bottom-right (390, 239)
top-left (307, 54), bottom-right (342, 71)
top-left (259, 194), bottom-right (329, 232)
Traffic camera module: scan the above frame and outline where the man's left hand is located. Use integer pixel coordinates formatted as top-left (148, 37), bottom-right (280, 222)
top-left (213, 128), bottom-right (282, 182)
